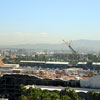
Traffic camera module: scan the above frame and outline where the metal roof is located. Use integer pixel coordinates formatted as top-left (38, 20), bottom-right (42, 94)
top-left (78, 62), bottom-right (87, 65)
top-left (20, 61), bottom-right (45, 63)
top-left (92, 62), bottom-right (100, 65)
top-left (20, 61), bottom-right (69, 65)
top-left (0, 64), bottom-right (19, 68)
top-left (35, 85), bottom-right (100, 93)
top-left (46, 62), bottom-right (69, 65)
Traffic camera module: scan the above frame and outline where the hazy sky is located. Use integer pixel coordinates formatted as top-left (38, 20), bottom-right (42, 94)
top-left (0, 0), bottom-right (100, 45)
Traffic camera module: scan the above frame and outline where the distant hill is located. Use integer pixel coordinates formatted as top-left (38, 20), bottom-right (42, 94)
top-left (0, 39), bottom-right (100, 53)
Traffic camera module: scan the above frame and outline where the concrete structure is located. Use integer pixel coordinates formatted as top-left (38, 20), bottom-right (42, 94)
top-left (0, 74), bottom-right (80, 100)
top-left (35, 85), bottom-right (100, 93)
top-left (20, 61), bottom-right (69, 68)
top-left (25, 85), bottom-right (35, 89)
top-left (0, 64), bottom-right (19, 70)
top-left (20, 61), bottom-right (69, 69)
top-left (46, 61), bottom-right (69, 68)
top-left (20, 61), bottom-right (100, 70)
top-left (92, 62), bottom-right (100, 70)
top-left (0, 59), bottom-right (4, 66)
top-left (80, 75), bottom-right (100, 88)
top-left (20, 61), bottom-right (45, 67)
top-left (77, 62), bottom-right (87, 68)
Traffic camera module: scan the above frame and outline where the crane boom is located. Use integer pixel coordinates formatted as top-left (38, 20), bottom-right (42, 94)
top-left (63, 40), bottom-right (77, 54)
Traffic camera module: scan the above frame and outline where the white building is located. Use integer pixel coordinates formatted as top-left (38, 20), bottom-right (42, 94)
top-left (80, 75), bottom-right (100, 88)
top-left (0, 64), bottom-right (19, 69)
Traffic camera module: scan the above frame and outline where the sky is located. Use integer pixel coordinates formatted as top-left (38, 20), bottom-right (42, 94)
top-left (0, 0), bottom-right (100, 45)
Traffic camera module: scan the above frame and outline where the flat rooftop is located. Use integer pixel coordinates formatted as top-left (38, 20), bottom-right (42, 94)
top-left (35, 85), bottom-right (100, 93)
top-left (0, 64), bottom-right (19, 68)
top-left (20, 61), bottom-right (69, 65)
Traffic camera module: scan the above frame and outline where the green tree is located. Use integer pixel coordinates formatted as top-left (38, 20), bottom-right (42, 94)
top-left (42, 90), bottom-right (51, 100)
top-left (19, 95), bottom-right (27, 100)
top-left (89, 90), bottom-right (95, 100)
top-left (19, 84), bottom-right (27, 95)
top-left (27, 87), bottom-right (42, 100)
top-left (69, 89), bottom-right (79, 100)
top-left (50, 92), bottom-right (60, 100)
top-left (62, 95), bottom-right (71, 100)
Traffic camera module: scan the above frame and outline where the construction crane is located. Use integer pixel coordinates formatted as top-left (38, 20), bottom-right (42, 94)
top-left (62, 40), bottom-right (77, 54)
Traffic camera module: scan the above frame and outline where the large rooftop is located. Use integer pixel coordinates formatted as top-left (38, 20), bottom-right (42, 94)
top-left (0, 64), bottom-right (19, 68)
top-left (20, 61), bottom-right (69, 65)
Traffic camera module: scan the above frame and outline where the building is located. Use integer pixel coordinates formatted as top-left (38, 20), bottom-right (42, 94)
top-left (20, 61), bottom-right (69, 69)
top-left (77, 62), bottom-right (87, 68)
top-left (92, 62), bottom-right (100, 70)
top-left (45, 62), bottom-right (69, 68)
top-left (20, 61), bottom-right (45, 67)
top-left (0, 64), bottom-right (19, 70)
top-left (0, 59), bottom-right (4, 66)
top-left (80, 75), bottom-right (100, 88)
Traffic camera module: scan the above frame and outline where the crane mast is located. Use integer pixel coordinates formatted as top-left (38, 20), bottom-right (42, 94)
top-left (63, 40), bottom-right (77, 54)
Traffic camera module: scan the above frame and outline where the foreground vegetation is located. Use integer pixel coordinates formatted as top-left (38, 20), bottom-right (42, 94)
top-left (87, 90), bottom-right (100, 100)
top-left (19, 84), bottom-right (85, 100)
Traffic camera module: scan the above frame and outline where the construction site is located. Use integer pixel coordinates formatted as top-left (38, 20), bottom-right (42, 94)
top-left (0, 40), bottom-right (100, 100)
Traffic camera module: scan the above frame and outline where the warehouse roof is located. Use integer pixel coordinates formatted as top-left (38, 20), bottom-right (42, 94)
top-left (92, 62), bottom-right (100, 65)
top-left (0, 64), bottom-right (19, 68)
top-left (20, 61), bottom-right (69, 65)
top-left (46, 62), bottom-right (69, 65)
top-left (20, 61), bottom-right (45, 63)
top-left (78, 62), bottom-right (87, 65)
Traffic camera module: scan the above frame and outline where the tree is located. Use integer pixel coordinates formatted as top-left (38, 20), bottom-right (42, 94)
top-left (19, 95), bottom-right (26, 100)
top-left (19, 84), bottom-right (27, 95)
top-left (89, 90), bottom-right (95, 100)
top-left (65, 87), bottom-right (82, 100)
top-left (42, 90), bottom-right (51, 100)
top-left (65, 87), bottom-right (71, 95)
top-left (62, 95), bottom-right (71, 100)
top-left (69, 89), bottom-right (79, 100)
top-left (50, 92), bottom-right (60, 100)
top-left (27, 87), bottom-right (42, 100)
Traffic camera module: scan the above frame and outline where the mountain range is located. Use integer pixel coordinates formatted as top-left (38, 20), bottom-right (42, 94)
top-left (0, 39), bottom-right (100, 53)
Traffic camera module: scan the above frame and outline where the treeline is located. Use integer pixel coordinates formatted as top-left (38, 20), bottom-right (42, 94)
top-left (87, 90), bottom-right (100, 100)
top-left (3, 53), bottom-right (100, 64)
top-left (19, 84), bottom-right (85, 100)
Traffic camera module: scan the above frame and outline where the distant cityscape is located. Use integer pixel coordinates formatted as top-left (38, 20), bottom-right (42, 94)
top-left (0, 48), bottom-right (100, 99)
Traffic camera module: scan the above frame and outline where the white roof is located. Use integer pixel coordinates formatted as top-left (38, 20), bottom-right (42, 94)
top-left (92, 62), bottom-right (100, 65)
top-left (40, 88), bottom-right (61, 91)
top-left (80, 75), bottom-right (100, 89)
top-left (20, 61), bottom-right (45, 63)
top-left (25, 85), bottom-right (35, 89)
top-left (46, 62), bottom-right (69, 65)
top-left (20, 61), bottom-right (69, 65)
top-left (65, 68), bottom-right (83, 71)
top-left (10, 69), bottom-right (23, 71)
top-left (36, 85), bottom-right (100, 93)
top-left (0, 64), bottom-right (19, 68)
top-left (78, 62), bottom-right (87, 65)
